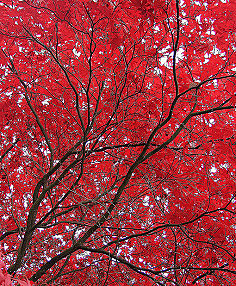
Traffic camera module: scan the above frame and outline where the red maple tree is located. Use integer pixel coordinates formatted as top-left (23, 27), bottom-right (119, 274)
top-left (0, 0), bottom-right (236, 285)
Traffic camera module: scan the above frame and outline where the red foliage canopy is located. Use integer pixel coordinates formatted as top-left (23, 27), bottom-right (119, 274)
top-left (0, 0), bottom-right (236, 285)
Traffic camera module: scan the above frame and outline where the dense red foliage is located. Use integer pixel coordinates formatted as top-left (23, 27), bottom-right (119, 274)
top-left (0, 0), bottom-right (236, 285)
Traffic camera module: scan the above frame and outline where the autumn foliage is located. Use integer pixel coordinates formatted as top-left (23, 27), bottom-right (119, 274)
top-left (0, 0), bottom-right (236, 285)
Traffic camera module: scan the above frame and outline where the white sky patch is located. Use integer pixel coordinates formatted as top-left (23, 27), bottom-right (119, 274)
top-left (210, 166), bottom-right (217, 173)
top-left (42, 98), bottom-right (51, 105)
top-left (175, 47), bottom-right (185, 61)
top-left (153, 67), bottom-right (162, 75)
top-left (74, 228), bottom-right (84, 239)
top-left (143, 195), bottom-right (149, 206)
top-left (203, 53), bottom-right (210, 64)
top-left (159, 47), bottom-right (185, 67)
top-left (39, 147), bottom-right (50, 156)
top-left (195, 14), bottom-right (201, 23)
top-left (5, 91), bottom-right (13, 98)
top-left (3, 243), bottom-right (9, 251)
top-left (206, 26), bottom-right (215, 35)
top-left (213, 79), bottom-right (218, 88)
top-left (17, 94), bottom-right (24, 106)
top-left (220, 163), bottom-right (229, 169)
top-left (77, 251), bottom-right (90, 260)
top-left (159, 56), bottom-right (169, 66)
top-left (208, 118), bottom-right (215, 127)
top-left (73, 48), bottom-right (81, 58)
top-left (211, 46), bottom-right (225, 56)
top-left (17, 166), bottom-right (24, 173)
top-left (158, 45), bottom-right (171, 54)
top-left (181, 18), bottom-right (188, 25)
top-left (22, 147), bottom-right (31, 157)
top-left (153, 25), bottom-right (160, 33)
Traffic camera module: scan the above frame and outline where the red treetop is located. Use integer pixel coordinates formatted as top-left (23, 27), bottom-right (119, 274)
top-left (0, 0), bottom-right (236, 285)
